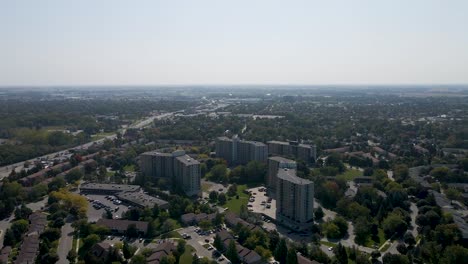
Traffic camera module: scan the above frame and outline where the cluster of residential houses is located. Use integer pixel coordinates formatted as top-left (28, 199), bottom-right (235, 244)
top-left (0, 212), bottom-right (48, 264)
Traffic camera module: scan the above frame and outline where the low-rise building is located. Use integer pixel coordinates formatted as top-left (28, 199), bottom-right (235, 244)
top-left (89, 242), bottom-right (112, 262)
top-left (80, 183), bottom-right (141, 194)
top-left (147, 241), bottom-right (177, 264)
top-left (96, 219), bottom-right (149, 236)
top-left (115, 191), bottom-right (169, 209)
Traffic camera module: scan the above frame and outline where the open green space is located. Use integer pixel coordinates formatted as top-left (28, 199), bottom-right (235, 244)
top-left (338, 168), bottom-right (363, 181)
top-left (123, 164), bottom-right (135, 172)
top-left (224, 184), bottom-right (249, 214)
top-left (179, 245), bottom-right (195, 264)
top-left (320, 240), bottom-right (337, 247)
top-left (363, 227), bottom-right (386, 248)
top-left (91, 132), bottom-right (115, 140)
top-left (160, 230), bottom-right (182, 239)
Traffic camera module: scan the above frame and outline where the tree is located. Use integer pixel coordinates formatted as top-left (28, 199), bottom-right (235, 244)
top-left (199, 220), bottom-right (212, 231)
top-left (67, 250), bottom-right (77, 263)
top-left (226, 240), bottom-right (240, 264)
top-left (131, 254), bottom-right (147, 264)
top-left (126, 224), bottom-right (139, 238)
top-left (123, 241), bottom-right (136, 259)
top-left (160, 254), bottom-right (176, 264)
top-left (83, 234), bottom-right (100, 248)
top-left (213, 234), bottom-right (225, 251)
top-left (254, 246), bottom-right (272, 261)
top-left (314, 207), bottom-right (324, 221)
top-left (333, 243), bottom-right (348, 264)
top-left (286, 247), bottom-right (298, 264)
top-left (445, 187), bottom-right (461, 201)
top-left (322, 221), bottom-right (341, 239)
top-left (14, 204), bottom-right (32, 220)
top-left (209, 191), bottom-right (219, 202)
top-left (228, 184), bottom-right (238, 197)
top-left (439, 244), bottom-right (468, 264)
top-left (48, 176), bottom-right (66, 192)
top-left (333, 216), bottom-right (348, 237)
top-left (210, 164), bottom-right (228, 182)
top-left (3, 228), bottom-right (16, 246)
top-left (161, 219), bottom-right (177, 233)
top-left (65, 168), bottom-right (83, 183)
top-left (382, 253), bottom-right (410, 264)
top-left (212, 212), bottom-right (223, 227)
top-left (274, 238), bottom-right (288, 264)
top-left (354, 217), bottom-right (371, 245)
top-left (382, 212), bottom-right (408, 237)
top-left (393, 164), bottom-right (409, 182)
top-left (218, 193), bottom-right (227, 205)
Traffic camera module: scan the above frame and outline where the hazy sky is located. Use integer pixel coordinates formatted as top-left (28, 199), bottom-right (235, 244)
top-left (1, 0), bottom-right (467, 86)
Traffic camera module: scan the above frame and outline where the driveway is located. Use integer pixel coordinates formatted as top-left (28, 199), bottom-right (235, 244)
top-left (57, 221), bottom-right (74, 264)
top-left (177, 226), bottom-right (228, 263)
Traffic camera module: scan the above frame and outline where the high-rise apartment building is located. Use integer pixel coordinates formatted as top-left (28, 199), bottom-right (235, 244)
top-left (267, 156), bottom-right (297, 190)
top-left (267, 141), bottom-right (317, 164)
top-left (276, 168), bottom-right (314, 230)
top-left (140, 150), bottom-right (200, 196)
top-left (215, 136), bottom-right (267, 165)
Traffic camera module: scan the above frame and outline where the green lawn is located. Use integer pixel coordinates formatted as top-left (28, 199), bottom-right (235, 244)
top-left (363, 228), bottom-right (386, 248)
top-left (224, 184), bottom-right (249, 214)
top-left (123, 164), bottom-right (135, 172)
top-left (338, 168), bottom-right (363, 181)
top-left (320, 240), bottom-right (337, 247)
top-left (91, 132), bottom-right (115, 140)
top-left (179, 245), bottom-right (195, 264)
top-left (160, 230), bottom-right (182, 239)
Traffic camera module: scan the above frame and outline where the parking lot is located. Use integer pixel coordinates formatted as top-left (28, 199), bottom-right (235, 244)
top-left (246, 187), bottom-right (277, 219)
top-left (84, 194), bottom-right (130, 222)
top-left (177, 226), bottom-right (230, 264)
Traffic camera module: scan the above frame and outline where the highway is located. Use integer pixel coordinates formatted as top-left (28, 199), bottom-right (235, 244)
top-left (0, 111), bottom-right (175, 180)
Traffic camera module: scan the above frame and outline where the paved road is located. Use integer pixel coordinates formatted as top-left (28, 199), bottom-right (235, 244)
top-left (0, 111), bottom-right (176, 180)
top-left (177, 226), bottom-right (228, 263)
top-left (409, 202), bottom-right (419, 237)
top-left (57, 221), bottom-right (74, 264)
top-left (0, 197), bottom-right (48, 248)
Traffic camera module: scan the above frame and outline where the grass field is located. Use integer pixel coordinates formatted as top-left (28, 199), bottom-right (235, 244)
top-left (224, 184), bottom-right (249, 214)
top-left (320, 240), bottom-right (337, 247)
top-left (123, 164), bottom-right (135, 172)
top-left (363, 228), bottom-right (386, 248)
top-left (160, 230), bottom-right (182, 239)
top-left (91, 132), bottom-right (115, 140)
top-left (179, 245), bottom-right (195, 264)
top-left (338, 168), bottom-right (363, 181)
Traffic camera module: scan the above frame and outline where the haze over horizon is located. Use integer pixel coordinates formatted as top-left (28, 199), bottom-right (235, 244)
top-left (1, 0), bottom-right (468, 86)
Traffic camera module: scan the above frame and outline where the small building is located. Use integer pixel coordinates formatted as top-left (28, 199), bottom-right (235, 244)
top-left (115, 191), bottom-right (169, 209)
top-left (180, 212), bottom-right (216, 226)
top-left (0, 246), bottom-right (12, 264)
top-left (80, 183), bottom-right (141, 194)
top-left (147, 242), bottom-right (177, 264)
top-left (96, 219), bottom-right (149, 236)
top-left (90, 242), bottom-right (112, 262)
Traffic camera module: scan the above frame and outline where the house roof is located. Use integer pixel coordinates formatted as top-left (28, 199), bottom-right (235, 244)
top-left (96, 219), bottom-right (149, 233)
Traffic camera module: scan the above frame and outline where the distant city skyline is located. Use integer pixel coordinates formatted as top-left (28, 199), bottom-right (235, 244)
top-left (1, 0), bottom-right (468, 86)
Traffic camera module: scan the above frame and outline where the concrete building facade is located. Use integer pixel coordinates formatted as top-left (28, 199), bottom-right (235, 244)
top-left (215, 136), bottom-right (268, 166)
top-left (267, 156), bottom-right (297, 190)
top-left (276, 168), bottom-right (314, 230)
top-left (140, 150), bottom-right (201, 196)
top-left (267, 140), bottom-right (317, 164)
